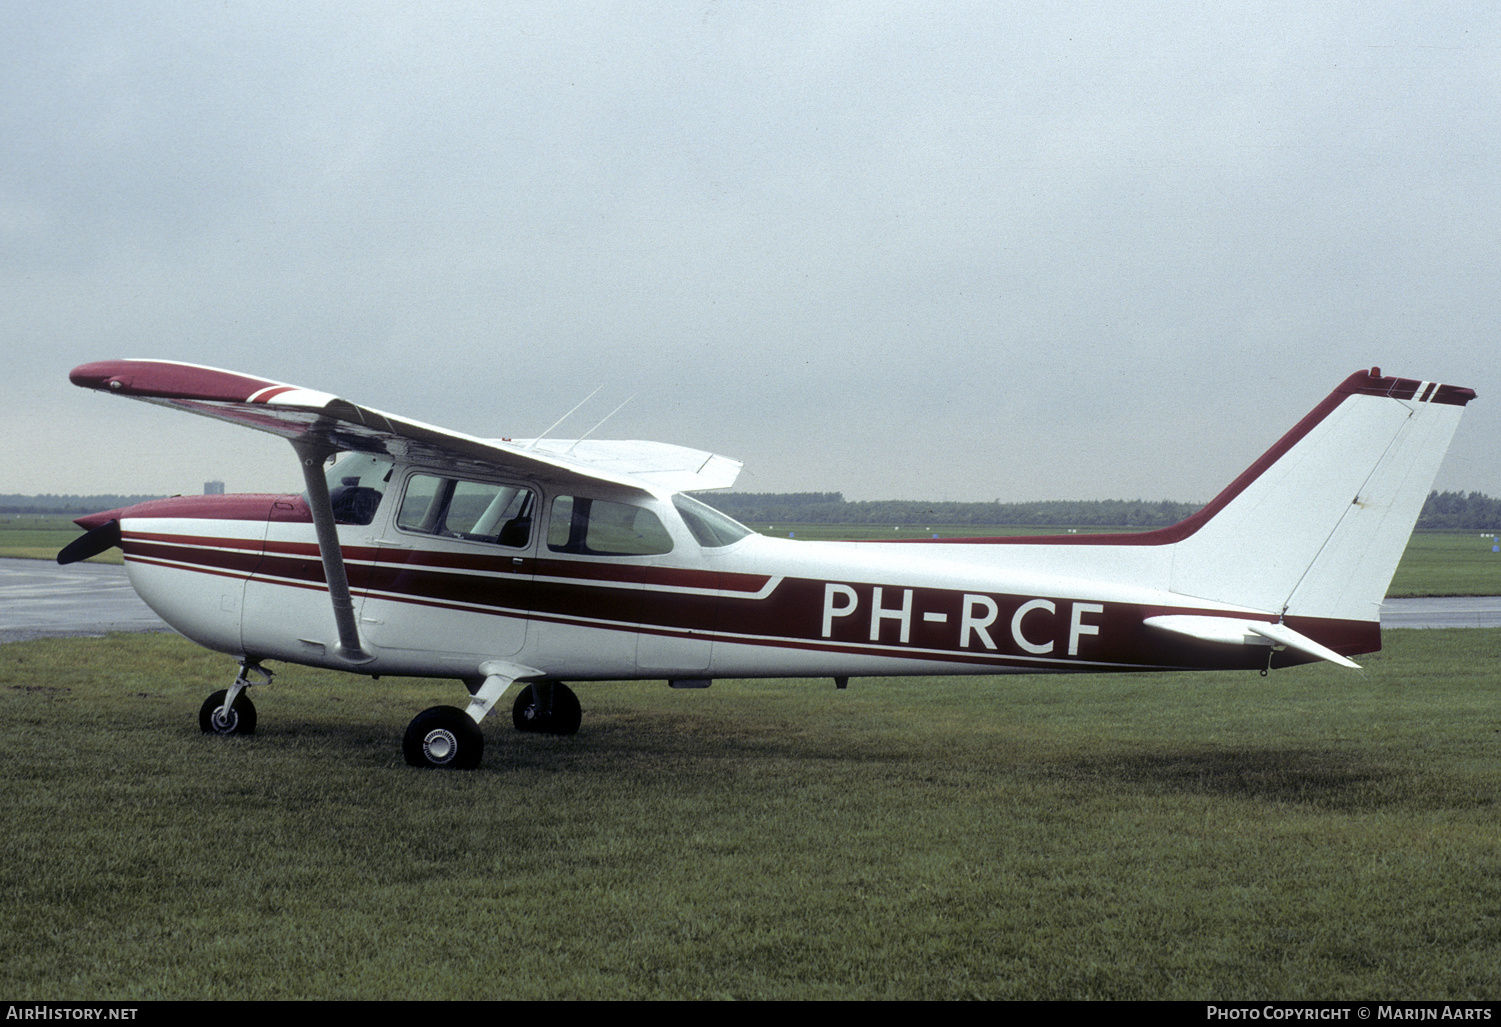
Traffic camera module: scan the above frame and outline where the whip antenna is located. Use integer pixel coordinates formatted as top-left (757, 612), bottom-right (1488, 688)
top-left (564, 395), bottom-right (635, 455)
top-left (527, 385), bottom-right (603, 449)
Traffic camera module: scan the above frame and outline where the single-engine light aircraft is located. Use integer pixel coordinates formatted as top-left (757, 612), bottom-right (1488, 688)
top-left (61, 360), bottom-right (1474, 769)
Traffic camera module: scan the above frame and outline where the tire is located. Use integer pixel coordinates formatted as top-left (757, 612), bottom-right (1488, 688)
top-left (511, 683), bottom-right (581, 736)
top-left (403, 706), bottom-right (484, 769)
top-left (199, 689), bottom-right (257, 736)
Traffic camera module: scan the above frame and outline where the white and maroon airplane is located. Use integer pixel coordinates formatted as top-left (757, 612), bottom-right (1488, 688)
top-left (61, 360), bottom-right (1474, 769)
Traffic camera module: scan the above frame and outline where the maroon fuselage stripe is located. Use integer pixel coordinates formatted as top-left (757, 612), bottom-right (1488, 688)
top-left (117, 524), bottom-right (1377, 673)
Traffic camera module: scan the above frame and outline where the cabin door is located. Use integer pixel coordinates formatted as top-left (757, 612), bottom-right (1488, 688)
top-left (359, 472), bottom-right (536, 661)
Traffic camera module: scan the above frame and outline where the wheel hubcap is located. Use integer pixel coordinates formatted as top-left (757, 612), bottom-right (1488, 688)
top-left (423, 728), bottom-right (458, 764)
top-left (211, 707), bottom-right (237, 732)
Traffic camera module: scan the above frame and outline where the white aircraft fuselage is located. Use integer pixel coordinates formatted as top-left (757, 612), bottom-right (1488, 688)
top-left (83, 492), bottom-right (1359, 683)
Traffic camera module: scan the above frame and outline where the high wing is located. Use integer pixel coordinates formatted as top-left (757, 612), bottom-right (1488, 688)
top-left (69, 359), bottom-right (742, 494)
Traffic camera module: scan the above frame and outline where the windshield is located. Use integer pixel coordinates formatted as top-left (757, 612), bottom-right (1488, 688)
top-left (673, 494), bottom-right (754, 547)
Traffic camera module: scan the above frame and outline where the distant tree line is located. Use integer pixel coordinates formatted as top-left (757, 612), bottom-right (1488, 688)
top-left (1416, 491), bottom-right (1501, 530)
top-left (0, 494), bottom-right (164, 515)
top-left (4, 488), bottom-right (1496, 529)
top-left (696, 492), bottom-right (1203, 527)
top-left (699, 490), bottom-right (1501, 531)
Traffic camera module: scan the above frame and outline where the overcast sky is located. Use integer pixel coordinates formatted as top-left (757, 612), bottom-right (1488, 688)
top-left (3, 1), bottom-right (1497, 504)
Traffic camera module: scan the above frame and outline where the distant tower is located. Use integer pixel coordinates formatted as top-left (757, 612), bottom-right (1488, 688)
top-left (204, 481), bottom-right (225, 495)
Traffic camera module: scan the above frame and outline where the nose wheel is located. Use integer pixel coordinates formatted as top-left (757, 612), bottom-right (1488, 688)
top-left (199, 659), bottom-right (268, 736)
top-left (199, 688), bottom-right (257, 735)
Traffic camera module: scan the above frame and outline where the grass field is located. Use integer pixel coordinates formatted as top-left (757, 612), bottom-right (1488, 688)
top-left (2, 629), bottom-right (1498, 999)
top-left (0, 516), bottom-right (120, 563)
top-left (5, 516), bottom-right (1500, 595)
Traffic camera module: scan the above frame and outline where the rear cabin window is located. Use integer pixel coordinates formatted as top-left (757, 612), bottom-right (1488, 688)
top-left (396, 474), bottom-right (534, 548)
top-left (547, 496), bottom-right (673, 556)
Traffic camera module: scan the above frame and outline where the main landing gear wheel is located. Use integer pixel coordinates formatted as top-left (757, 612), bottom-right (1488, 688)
top-left (199, 689), bottom-right (257, 736)
top-left (512, 683), bottom-right (581, 736)
top-left (403, 706), bottom-right (484, 769)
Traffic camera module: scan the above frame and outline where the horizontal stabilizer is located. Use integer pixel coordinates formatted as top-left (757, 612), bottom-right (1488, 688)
top-left (1144, 615), bottom-right (1362, 669)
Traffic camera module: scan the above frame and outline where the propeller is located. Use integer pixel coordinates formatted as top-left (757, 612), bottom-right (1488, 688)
top-left (57, 519), bottom-right (122, 565)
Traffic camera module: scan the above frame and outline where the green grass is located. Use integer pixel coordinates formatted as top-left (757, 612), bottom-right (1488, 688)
top-left (0, 516), bottom-right (123, 564)
top-left (2, 630), bottom-right (1499, 999)
top-left (1387, 531), bottom-right (1501, 596)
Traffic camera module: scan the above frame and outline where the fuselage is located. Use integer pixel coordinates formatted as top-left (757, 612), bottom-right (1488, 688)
top-left (82, 464), bottom-right (1373, 686)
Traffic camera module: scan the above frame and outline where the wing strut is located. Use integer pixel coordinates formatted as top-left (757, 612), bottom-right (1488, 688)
top-left (293, 440), bottom-right (374, 664)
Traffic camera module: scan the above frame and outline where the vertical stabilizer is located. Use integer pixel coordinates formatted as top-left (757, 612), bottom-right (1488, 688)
top-left (1167, 370), bottom-right (1474, 622)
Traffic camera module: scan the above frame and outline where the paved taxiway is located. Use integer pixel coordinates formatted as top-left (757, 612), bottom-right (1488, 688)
top-left (0, 557), bottom-right (168, 643)
top-left (1, 557), bottom-right (1497, 645)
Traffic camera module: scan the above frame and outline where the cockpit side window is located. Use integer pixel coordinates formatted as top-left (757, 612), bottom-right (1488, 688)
top-left (325, 453), bottom-right (393, 526)
top-left (396, 473), bottom-right (534, 548)
top-left (547, 496), bottom-right (673, 556)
